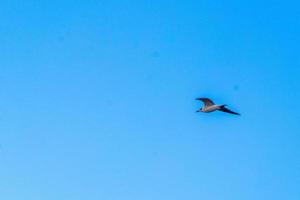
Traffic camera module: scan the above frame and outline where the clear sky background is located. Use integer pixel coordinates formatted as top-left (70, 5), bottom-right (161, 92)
top-left (0, 0), bottom-right (299, 199)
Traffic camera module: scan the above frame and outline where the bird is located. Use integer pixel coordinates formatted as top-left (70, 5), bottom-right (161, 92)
top-left (196, 97), bottom-right (240, 115)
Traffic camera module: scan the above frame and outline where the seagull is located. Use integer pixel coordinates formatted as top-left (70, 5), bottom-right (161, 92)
top-left (196, 97), bottom-right (240, 115)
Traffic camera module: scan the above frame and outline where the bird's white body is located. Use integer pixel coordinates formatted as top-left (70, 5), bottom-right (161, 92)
top-left (201, 105), bottom-right (221, 112)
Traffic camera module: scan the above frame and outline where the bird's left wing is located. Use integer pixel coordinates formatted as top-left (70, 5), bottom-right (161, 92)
top-left (196, 98), bottom-right (215, 106)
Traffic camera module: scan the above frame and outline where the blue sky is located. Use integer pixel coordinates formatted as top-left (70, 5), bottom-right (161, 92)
top-left (0, 0), bottom-right (299, 199)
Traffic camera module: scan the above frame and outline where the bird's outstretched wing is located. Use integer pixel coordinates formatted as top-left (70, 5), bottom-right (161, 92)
top-left (219, 106), bottom-right (240, 115)
top-left (196, 98), bottom-right (215, 107)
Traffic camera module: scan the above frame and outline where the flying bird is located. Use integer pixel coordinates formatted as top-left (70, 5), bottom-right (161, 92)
top-left (196, 97), bottom-right (240, 115)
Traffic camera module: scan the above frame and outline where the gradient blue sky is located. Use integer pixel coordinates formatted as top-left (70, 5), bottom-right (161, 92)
top-left (0, 0), bottom-right (299, 199)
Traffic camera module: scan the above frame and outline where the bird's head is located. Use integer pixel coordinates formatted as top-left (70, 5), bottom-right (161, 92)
top-left (196, 107), bottom-right (203, 112)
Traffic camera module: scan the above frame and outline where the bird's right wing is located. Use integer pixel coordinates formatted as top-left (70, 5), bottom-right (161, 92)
top-left (196, 98), bottom-right (215, 106)
top-left (219, 107), bottom-right (240, 115)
